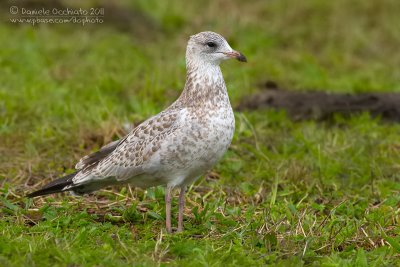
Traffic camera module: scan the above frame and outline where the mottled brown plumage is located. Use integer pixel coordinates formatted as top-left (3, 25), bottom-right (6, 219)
top-left (28, 31), bottom-right (247, 232)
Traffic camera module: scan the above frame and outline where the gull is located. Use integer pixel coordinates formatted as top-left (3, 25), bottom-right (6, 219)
top-left (27, 31), bottom-right (247, 233)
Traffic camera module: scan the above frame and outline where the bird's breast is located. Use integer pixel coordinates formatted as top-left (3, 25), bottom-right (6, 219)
top-left (150, 105), bottom-right (234, 185)
top-left (179, 106), bottom-right (234, 165)
top-left (190, 103), bottom-right (235, 146)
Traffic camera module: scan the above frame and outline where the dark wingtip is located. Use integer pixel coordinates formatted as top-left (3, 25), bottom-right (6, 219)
top-left (26, 190), bottom-right (44, 198)
top-left (26, 172), bottom-right (78, 198)
top-left (26, 187), bottom-right (63, 198)
top-left (237, 52), bottom-right (247, 62)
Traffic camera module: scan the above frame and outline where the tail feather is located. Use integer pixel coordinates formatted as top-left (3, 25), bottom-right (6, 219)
top-left (27, 172), bottom-right (78, 198)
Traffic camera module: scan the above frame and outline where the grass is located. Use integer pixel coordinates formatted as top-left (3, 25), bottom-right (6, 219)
top-left (1, 0), bottom-right (400, 266)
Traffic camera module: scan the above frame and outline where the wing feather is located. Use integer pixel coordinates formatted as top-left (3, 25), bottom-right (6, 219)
top-left (72, 109), bottom-right (183, 184)
top-left (75, 139), bottom-right (124, 170)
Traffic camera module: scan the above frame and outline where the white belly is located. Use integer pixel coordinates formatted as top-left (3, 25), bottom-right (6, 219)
top-left (141, 107), bottom-right (235, 187)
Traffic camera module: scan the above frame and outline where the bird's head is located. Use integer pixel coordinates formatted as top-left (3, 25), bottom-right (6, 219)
top-left (186, 31), bottom-right (247, 67)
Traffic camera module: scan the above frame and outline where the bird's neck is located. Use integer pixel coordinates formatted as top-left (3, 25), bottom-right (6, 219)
top-left (176, 62), bottom-right (229, 108)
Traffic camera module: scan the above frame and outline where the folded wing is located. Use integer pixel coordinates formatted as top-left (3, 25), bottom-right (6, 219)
top-left (72, 109), bottom-right (183, 185)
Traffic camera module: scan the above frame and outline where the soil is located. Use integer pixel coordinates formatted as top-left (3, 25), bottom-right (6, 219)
top-left (237, 81), bottom-right (400, 122)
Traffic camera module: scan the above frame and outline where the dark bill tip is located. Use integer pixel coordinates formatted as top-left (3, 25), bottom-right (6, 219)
top-left (236, 52), bottom-right (247, 62)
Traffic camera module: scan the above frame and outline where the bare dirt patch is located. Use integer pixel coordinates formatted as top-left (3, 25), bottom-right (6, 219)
top-left (237, 81), bottom-right (400, 122)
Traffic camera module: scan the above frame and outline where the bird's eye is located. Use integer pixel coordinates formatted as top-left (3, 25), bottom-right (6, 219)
top-left (206, 42), bottom-right (216, 48)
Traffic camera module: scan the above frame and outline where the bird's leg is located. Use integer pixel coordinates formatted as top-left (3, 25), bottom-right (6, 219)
top-left (177, 186), bottom-right (186, 232)
top-left (165, 186), bottom-right (172, 233)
